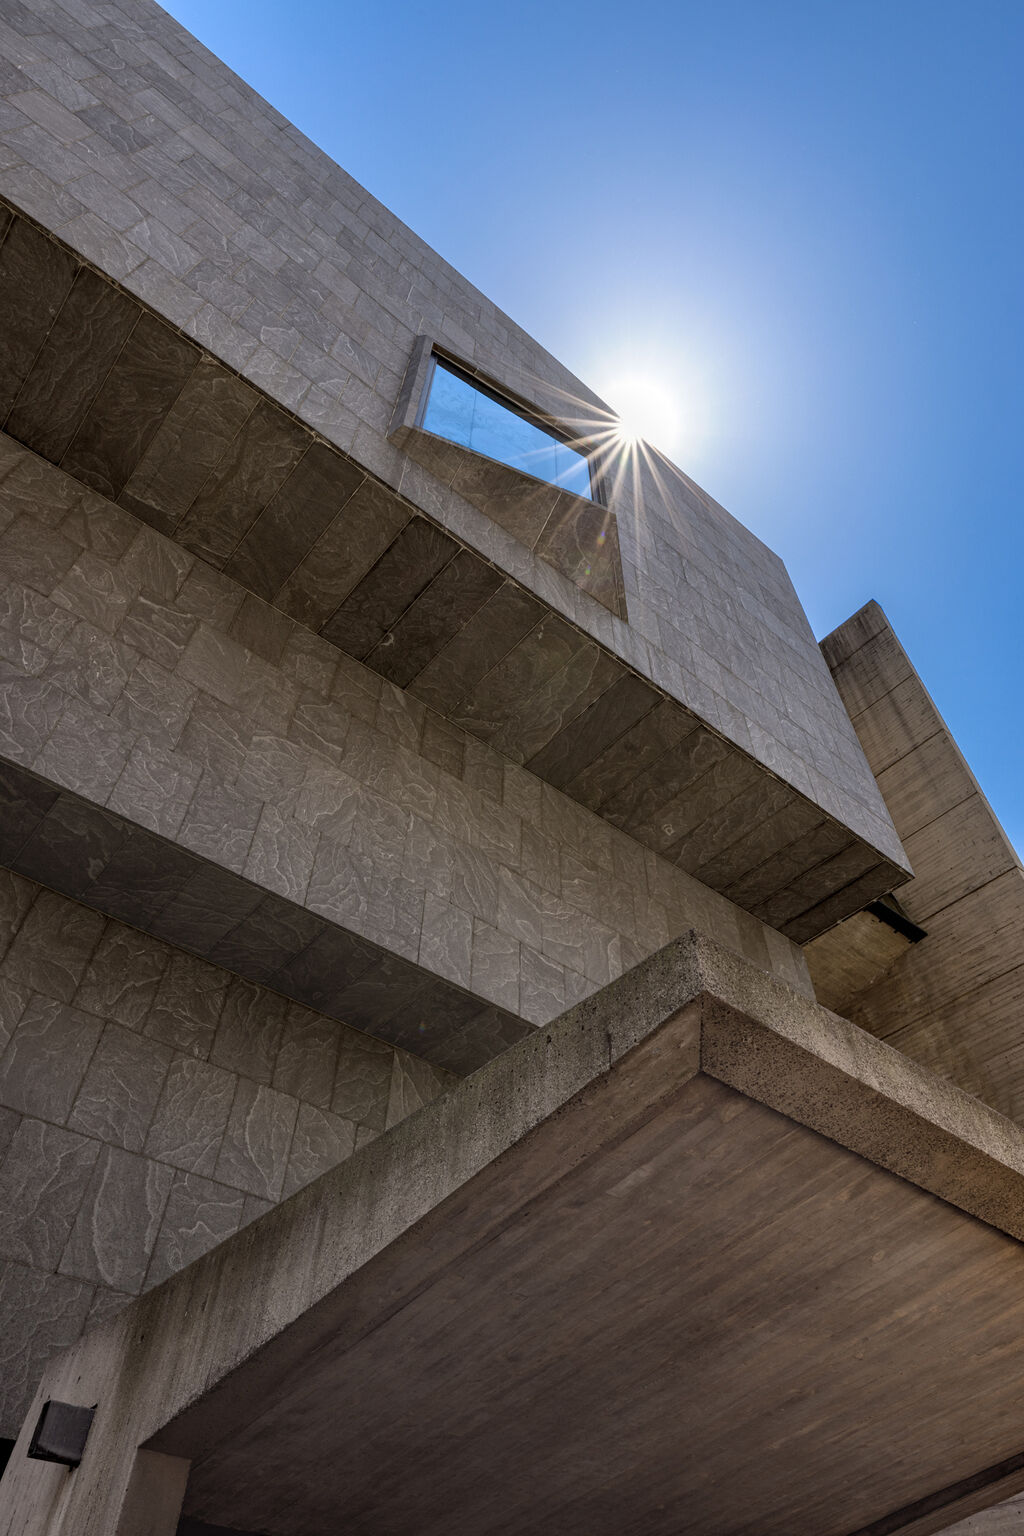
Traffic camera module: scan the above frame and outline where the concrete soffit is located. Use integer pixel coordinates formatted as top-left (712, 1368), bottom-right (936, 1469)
top-left (3, 934), bottom-right (1024, 1535)
top-left (0, 199), bottom-right (910, 951)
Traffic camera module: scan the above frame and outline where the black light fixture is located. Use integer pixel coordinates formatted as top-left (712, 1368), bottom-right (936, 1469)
top-left (26, 1401), bottom-right (96, 1468)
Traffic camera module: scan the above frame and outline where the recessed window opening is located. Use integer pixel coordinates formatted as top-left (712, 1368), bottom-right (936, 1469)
top-left (419, 354), bottom-right (595, 500)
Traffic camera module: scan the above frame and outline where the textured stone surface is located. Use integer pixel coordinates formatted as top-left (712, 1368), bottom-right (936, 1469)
top-left (0, 1260), bottom-right (92, 1448)
top-left (0, 200), bottom-right (908, 920)
top-left (59, 1144), bottom-right (174, 1292)
top-left (214, 1079), bottom-right (298, 1201)
top-left (0, 996), bottom-right (103, 1122)
top-left (66, 1023), bottom-right (172, 1152)
top-left (144, 1173), bottom-right (246, 1290)
top-left (0, 1120), bottom-right (100, 1270)
top-left (0, 6), bottom-right (907, 885)
top-left (282, 1103), bottom-right (357, 1200)
top-left (0, 435), bottom-right (816, 1062)
top-left (0, 874), bottom-right (452, 1436)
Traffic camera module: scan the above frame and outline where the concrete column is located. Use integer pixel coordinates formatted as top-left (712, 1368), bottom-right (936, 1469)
top-left (0, 1309), bottom-right (190, 1536)
top-left (0, 1426), bottom-right (187, 1536)
top-left (115, 1451), bottom-right (190, 1536)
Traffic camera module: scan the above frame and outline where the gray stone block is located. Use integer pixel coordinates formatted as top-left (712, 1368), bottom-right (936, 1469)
top-left (0, 995), bottom-right (103, 1122)
top-left (385, 1050), bottom-right (449, 1129)
top-left (177, 770), bottom-right (261, 873)
top-left (0, 867), bottom-right (33, 960)
top-left (119, 596), bottom-right (198, 675)
top-left (0, 1118), bottom-right (100, 1269)
top-left (42, 618), bottom-right (137, 711)
top-left (209, 977), bottom-right (286, 1084)
top-left (0, 1259), bottom-right (93, 1437)
top-left (143, 1171), bottom-right (245, 1289)
top-left (330, 1031), bottom-right (393, 1130)
top-left (470, 921), bottom-right (520, 1013)
top-left (0, 1104), bottom-right (17, 1162)
top-left (243, 804), bottom-right (318, 904)
top-left (107, 741), bottom-right (201, 838)
top-left (214, 1078), bottom-right (298, 1201)
top-left (50, 550), bottom-right (138, 635)
top-left (0, 516), bottom-right (78, 598)
top-left (34, 696), bottom-right (134, 801)
top-left (282, 1102), bottom-right (356, 1199)
top-left (59, 1144), bottom-right (173, 1292)
top-left (143, 1054), bottom-right (236, 1177)
top-left (12, 792), bottom-right (127, 901)
top-left (143, 951), bottom-right (228, 1059)
top-left (519, 944), bottom-right (566, 1026)
top-left (67, 1023), bottom-right (172, 1152)
top-left (0, 674), bottom-right (64, 766)
top-left (418, 892), bottom-right (472, 989)
top-left (272, 1004), bottom-right (339, 1110)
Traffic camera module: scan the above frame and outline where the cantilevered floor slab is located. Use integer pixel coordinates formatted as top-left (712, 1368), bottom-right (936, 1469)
top-left (3, 935), bottom-right (1024, 1536)
top-left (0, 203), bottom-right (910, 939)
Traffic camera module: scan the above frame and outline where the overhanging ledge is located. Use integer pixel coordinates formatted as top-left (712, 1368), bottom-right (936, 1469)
top-left (0, 202), bottom-right (912, 941)
top-left (4, 933), bottom-right (1024, 1536)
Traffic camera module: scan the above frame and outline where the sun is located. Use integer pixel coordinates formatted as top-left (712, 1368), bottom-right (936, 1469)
top-left (609, 374), bottom-right (680, 452)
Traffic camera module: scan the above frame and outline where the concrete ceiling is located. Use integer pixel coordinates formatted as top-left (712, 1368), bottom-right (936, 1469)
top-left (7, 937), bottom-right (1024, 1536)
top-left (0, 201), bottom-right (909, 943)
top-left (116, 936), bottom-right (1024, 1536)
top-left (175, 1073), bottom-right (1024, 1536)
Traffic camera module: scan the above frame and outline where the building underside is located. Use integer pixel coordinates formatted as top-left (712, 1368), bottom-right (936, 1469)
top-left (0, 3), bottom-right (1021, 1533)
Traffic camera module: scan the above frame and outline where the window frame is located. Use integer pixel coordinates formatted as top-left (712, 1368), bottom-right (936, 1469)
top-left (416, 349), bottom-right (602, 505)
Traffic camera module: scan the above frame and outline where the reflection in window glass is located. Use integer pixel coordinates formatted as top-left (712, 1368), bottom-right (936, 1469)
top-left (421, 358), bottom-right (593, 499)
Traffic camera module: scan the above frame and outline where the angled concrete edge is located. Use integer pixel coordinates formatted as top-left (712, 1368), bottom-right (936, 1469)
top-left (693, 940), bottom-right (1024, 1238)
top-left (844, 1452), bottom-right (1024, 1536)
top-left (3, 931), bottom-right (1024, 1535)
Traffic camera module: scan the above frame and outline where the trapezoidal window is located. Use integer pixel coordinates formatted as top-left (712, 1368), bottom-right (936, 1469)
top-left (419, 355), bottom-right (595, 500)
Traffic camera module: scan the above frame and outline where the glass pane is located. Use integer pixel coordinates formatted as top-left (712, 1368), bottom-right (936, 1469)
top-left (422, 359), bottom-right (592, 498)
top-left (555, 443), bottom-right (593, 498)
top-left (420, 361), bottom-right (476, 448)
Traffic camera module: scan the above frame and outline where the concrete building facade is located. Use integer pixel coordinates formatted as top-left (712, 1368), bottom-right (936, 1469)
top-left (0, 3), bottom-right (1020, 1533)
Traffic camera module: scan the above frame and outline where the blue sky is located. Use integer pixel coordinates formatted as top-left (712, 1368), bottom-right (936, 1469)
top-left (166, 0), bottom-right (1024, 853)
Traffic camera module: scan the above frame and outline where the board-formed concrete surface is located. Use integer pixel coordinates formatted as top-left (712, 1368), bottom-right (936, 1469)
top-left (821, 602), bottom-right (1024, 1122)
top-left (0, 0), bottom-right (909, 889)
top-left (942, 1494), bottom-right (1024, 1534)
top-left (5, 934), bottom-right (1024, 1536)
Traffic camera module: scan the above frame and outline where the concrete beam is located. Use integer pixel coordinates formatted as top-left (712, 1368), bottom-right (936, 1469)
top-left (4, 933), bottom-right (1024, 1534)
top-left (820, 601), bottom-right (1024, 1122)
